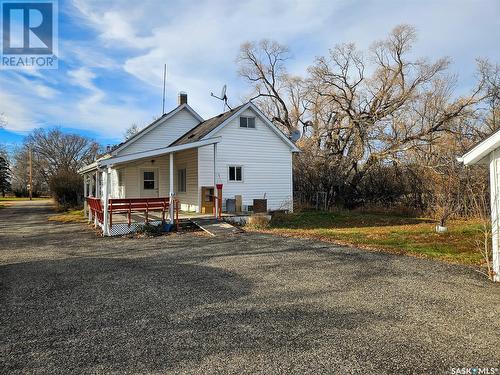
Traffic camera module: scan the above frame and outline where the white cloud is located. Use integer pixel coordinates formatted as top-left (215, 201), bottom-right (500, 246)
top-left (0, 91), bottom-right (40, 132)
top-left (71, 0), bottom-right (349, 116)
top-left (0, 67), bottom-right (149, 139)
top-left (70, 0), bottom-right (500, 118)
top-left (3, 0), bottom-right (499, 143)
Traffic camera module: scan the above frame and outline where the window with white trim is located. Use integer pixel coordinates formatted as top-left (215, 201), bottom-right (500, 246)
top-left (178, 168), bottom-right (186, 192)
top-left (239, 116), bottom-right (255, 128)
top-left (228, 166), bottom-right (242, 182)
top-left (143, 171), bottom-right (155, 190)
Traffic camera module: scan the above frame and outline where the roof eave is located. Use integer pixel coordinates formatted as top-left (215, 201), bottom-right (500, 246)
top-left (78, 161), bottom-right (99, 174)
top-left (99, 137), bottom-right (221, 167)
top-left (460, 132), bottom-right (500, 165)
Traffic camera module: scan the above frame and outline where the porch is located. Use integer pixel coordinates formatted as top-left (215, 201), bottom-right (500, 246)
top-left (86, 194), bottom-right (225, 236)
top-left (80, 138), bottom-right (223, 236)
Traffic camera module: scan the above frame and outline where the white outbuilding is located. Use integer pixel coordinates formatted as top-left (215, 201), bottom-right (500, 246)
top-left (459, 131), bottom-right (500, 282)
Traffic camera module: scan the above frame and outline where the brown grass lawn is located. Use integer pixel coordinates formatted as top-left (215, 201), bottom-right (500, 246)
top-left (0, 197), bottom-right (48, 201)
top-left (48, 209), bottom-right (85, 223)
top-left (248, 210), bottom-right (487, 265)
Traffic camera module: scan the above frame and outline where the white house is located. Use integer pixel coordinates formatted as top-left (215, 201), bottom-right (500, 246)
top-left (459, 131), bottom-right (500, 282)
top-left (79, 93), bottom-right (300, 235)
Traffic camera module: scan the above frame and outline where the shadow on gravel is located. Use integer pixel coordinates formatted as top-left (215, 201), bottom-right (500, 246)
top-left (0, 254), bottom-right (399, 374)
top-left (0, 256), bottom-right (252, 373)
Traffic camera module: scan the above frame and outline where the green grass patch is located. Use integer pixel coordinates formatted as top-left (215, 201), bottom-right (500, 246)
top-left (257, 210), bottom-right (486, 265)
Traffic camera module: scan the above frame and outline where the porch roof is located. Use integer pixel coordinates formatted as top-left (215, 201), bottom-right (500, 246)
top-left (96, 137), bottom-right (221, 169)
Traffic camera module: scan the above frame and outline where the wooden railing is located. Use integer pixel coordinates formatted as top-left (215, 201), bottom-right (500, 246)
top-left (86, 197), bottom-right (180, 230)
top-left (86, 197), bottom-right (104, 224)
top-left (108, 197), bottom-right (179, 228)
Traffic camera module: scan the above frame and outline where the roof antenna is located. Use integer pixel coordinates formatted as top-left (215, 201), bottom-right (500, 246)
top-left (211, 84), bottom-right (231, 111)
top-left (162, 64), bottom-right (167, 115)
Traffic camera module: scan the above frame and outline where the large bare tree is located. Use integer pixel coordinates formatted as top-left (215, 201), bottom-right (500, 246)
top-left (23, 128), bottom-right (100, 184)
top-left (238, 25), bottom-right (489, 207)
top-left (237, 40), bottom-right (307, 134)
top-left (11, 128), bottom-right (100, 203)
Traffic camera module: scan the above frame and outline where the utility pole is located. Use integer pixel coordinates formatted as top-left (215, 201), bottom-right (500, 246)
top-left (29, 145), bottom-right (32, 200)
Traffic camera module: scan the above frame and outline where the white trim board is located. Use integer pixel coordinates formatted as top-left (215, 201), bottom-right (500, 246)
top-left (459, 129), bottom-right (500, 165)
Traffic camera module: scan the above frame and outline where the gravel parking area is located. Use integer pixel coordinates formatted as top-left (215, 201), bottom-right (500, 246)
top-left (1, 200), bottom-right (499, 374)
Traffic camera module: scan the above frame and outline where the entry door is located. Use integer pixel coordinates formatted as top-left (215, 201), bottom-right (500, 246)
top-left (140, 168), bottom-right (159, 198)
top-left (201, 186), bottom-right (214, 214)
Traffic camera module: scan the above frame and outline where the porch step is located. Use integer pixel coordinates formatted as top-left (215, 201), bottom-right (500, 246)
top-left (190, 218), bottom-right (243, 236)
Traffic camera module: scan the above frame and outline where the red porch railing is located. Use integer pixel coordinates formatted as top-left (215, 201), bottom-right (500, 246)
top-left (86, 197), bottom-right (104, 224)
top-left (86, 197), bottom-right (179, 230)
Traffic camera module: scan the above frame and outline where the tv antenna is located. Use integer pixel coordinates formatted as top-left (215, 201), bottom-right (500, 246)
top-left (211, 84), bottom-right (231, 111)
top-left (162, 64), bottom-right (167, 114)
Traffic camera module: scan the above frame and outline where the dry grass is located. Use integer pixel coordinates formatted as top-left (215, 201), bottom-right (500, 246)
top-left (248, 210), bottom-right (485, 265)
top-left (48, 209), bottom-right (85, 223)
top-left (0, 197), bottom-right (48, 201)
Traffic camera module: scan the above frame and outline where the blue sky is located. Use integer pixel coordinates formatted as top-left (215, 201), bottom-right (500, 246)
top-left (1, 0), bottom-right (499, 150)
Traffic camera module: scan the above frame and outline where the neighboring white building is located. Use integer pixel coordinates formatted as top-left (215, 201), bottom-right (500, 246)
top-left (459, 131), bottom-right (500, 282)
top-left (79, 93), bottom-right (300, 234)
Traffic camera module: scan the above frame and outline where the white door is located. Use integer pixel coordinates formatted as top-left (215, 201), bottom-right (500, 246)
top-left (140, 168), bottom-right (159, 198)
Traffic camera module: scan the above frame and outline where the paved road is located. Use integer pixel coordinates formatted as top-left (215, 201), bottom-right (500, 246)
top-left (0, 200), bottom-right (499, 374)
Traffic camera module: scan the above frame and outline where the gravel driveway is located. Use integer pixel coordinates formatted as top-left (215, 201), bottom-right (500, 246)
top-left (0, 200), bottom-right (499, 374)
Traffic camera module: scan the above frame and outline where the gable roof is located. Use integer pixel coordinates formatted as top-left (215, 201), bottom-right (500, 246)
top-left (170, 104), bottom-right (245, 146)
top-left (111, 103), bottom-right (204, 155)
top-left (170, 102), bottom-right (300, 152)
top-left (459, 128), bottom-right (500, 165)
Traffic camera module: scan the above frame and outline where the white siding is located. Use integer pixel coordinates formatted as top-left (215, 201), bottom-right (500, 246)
top-left (108, 149), bottom-right (199, 211)
top-left (198, 144), bottom-right (214, 185)
top-left (173, 148), bottom-right (198, 211)
top-left (198, 108), bottom-right (293, 211)
top-left (116, 108), bottom-right (200, 156)
top-left (120, 157), bottom-right (170, 198)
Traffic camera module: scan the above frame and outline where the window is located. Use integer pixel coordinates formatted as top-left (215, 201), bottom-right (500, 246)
top-left (117, 170), bottom-right (124, 186)
top-left (143, 171), bottom-right (155, 190)
top-left (228, 166), bottom-right (242, 182)
top-left (178, 168), bottom-right (186, 192)
top-left (239, 116), bottom-right (255, 128)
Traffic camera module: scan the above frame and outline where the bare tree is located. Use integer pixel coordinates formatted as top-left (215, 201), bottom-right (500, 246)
top-left (24, 128), bottom-right (99, 182)
top-left (468, 177), bottom-right (495, 280)
top-left (0, 145), bottom-right (10, 197)
top-left (10, 145), bottom-right (47, 196)
top-left (237, 40), bottom-right (307, 133)
top-left (123, 123), bottom-right (141, 140)
top-left (239, 25), bottom-right (488, 208)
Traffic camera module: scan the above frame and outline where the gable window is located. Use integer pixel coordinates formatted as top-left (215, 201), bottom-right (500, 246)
top-left (143, 171), bottom-right (155, 190)
top-left (178, 168), bottom-right (187, 193)
top-left (228, 166), bottom-right (242, 182)
top-left (240, 116), bottom-right (255, 128)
